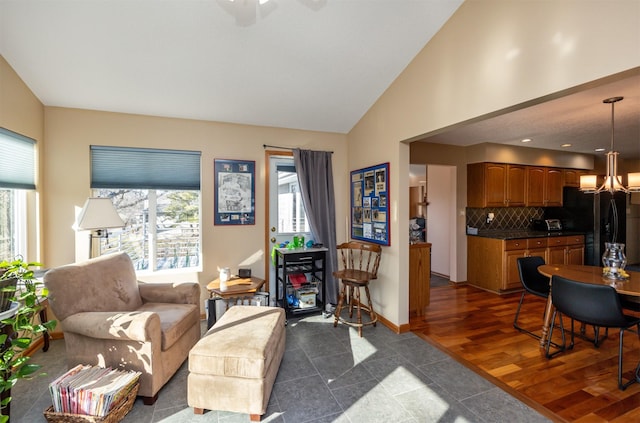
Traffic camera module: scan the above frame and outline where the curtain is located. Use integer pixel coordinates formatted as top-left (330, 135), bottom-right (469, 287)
top-left (293, 148), bottom-right (339, 306)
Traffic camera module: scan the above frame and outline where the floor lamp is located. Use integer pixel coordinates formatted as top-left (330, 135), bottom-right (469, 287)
top-left (76, 197), bottom-right (125, 259)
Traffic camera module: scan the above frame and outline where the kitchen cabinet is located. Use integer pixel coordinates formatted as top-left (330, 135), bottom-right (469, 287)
top-left (467, 163), bottom-right (587, 208)
top-left (467, 163), bottom-right (526, 207)
top-left (566, 243), bottom-right (585, 265)
top-left (467, 236), bottom-right (528, 292)
top-left (563, 169), bottom-right (588, 187)
top-left (507, 164), bottom-right (527, 206)
top-left (274, 247), bottom-right (327, 318)
top-left (546, 236), bottom-right (566, 264)
top-left (503, 238), bottom-right (548, 291)
top-left (547, 235), bottom-right (585, 265)
top-left (409, 242), bottom-right (431, 317)
top-left (467, 235), bottom-right (584, 293)
top-left (526, 167), bottom-right (563, 207)
top-left (409, 186), bottom-right (426, 218)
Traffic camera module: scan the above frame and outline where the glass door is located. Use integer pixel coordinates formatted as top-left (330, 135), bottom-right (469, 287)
top-left (267, 154), bottom-right (311, 302)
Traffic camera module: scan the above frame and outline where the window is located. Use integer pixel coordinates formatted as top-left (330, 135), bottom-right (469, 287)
top-left (0, 189), bottom-right (27, 259)
top-left (0, 128), bottom-right (35, 259)
top-left (276, 164), bottom-right (310, 234)
top-left (90, 146), bottom-right (201, 272)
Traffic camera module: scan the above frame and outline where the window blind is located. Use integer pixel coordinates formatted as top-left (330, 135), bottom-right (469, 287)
top-left (0, 128), bottom-right (36, 190)
top-left (91, 146), bottom-right (201, 190)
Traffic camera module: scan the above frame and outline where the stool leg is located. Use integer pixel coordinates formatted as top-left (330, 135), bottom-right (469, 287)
top-left (348, 285), bottom-right (356, 318)
top-left (334, 282), bottom-right (346, 328)
top-left (355, 286), bottom-right (363, 337)
top-left (364, 284), bottom-right (377, 327)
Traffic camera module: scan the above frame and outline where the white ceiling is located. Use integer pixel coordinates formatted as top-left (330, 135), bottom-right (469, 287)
top-left (418, 71), bottom-right (640, 160)
top-left (0, 0), bottom-right (462, 133)
top-left (1, 1), bottom-right (638, 159)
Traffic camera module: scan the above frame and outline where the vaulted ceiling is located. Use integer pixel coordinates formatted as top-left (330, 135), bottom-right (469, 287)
top-left (0, 0), bottom-right (462, 133)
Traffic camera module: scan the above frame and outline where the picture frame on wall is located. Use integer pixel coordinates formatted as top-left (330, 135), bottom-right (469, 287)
top-left (350, 162), bottom-right (390, 245)
top-left (214, 159), bottom-right (255, 225)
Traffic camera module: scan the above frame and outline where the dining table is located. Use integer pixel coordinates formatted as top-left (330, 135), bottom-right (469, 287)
top-left (537, 264), bottom-right (640, 348)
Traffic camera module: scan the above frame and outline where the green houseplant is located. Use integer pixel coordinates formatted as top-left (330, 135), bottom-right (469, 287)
top-left (0, 257), bottom-right (56, 422)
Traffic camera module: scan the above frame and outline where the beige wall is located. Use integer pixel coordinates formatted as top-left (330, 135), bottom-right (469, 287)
top-left (0, 56), bottom-right (44, 142)
top-left (349, 0), bottom-right (640, 328)
top-left (43, 108), bottom-right (348, 297)
top-left (0, 56), bottom-right (45, 263)
top-left (2, 53), bottom-right (348, 316)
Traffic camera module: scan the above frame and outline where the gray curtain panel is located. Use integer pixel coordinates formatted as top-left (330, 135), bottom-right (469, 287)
top-left (293, 148), bottom-right (338, 305)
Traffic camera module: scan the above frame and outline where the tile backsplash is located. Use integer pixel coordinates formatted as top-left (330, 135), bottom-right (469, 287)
top-left (466, 207), bottom-right (544, 230)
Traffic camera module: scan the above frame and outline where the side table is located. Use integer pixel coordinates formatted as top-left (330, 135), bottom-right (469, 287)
top-left (206, 276), bottom-right (267, 329)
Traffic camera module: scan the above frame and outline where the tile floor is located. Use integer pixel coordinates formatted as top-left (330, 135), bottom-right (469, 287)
top-left (12, 311), bottom-right (551, 423)
top-left (430, 273), bottom-right (450, 288)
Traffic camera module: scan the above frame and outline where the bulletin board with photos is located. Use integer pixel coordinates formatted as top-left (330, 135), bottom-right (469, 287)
top-left (350, 162), bottom-right (390, 246)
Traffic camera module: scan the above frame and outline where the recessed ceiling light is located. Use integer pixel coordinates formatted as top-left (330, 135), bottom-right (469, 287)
top-left (521, 138), bottom-right (532, 143)
top-left (595, 148), bottom-right (606, 152)
top-left (561, 143), bottom-right (572, 148)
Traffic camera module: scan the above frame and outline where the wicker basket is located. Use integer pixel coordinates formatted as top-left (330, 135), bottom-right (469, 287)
top-left (43, 383), bottom-right (139, 423)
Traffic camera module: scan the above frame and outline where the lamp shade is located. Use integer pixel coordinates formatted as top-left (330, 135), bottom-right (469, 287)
top-left (76, 197), bottom-right (125, 231)
top-left (628, 172), bottom-right (640, 191)
top-left (579, 174), bottom-right (598, 192)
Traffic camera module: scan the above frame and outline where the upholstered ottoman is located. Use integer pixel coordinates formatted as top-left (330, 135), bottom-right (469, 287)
top-left (188, 306), bottom-right (286, 421)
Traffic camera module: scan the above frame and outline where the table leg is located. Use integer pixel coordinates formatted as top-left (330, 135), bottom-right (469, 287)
top-left (39, 308), bottom-right (50, 352)
top-left (540, 292), bottom-right (555, 349)
top-left (207, 298), bottom-right (217, 329)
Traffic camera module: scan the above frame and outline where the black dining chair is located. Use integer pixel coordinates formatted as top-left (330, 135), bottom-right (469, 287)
top-left (516, 256), bottom-right (604, 347)
top-left (545, 275), bottom-right (640, 390)
top-left (514, 256), bottom-right (550, 340)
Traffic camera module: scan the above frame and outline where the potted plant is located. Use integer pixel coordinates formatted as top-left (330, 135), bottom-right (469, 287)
top-left (0, 257), bottom-right (56, 422)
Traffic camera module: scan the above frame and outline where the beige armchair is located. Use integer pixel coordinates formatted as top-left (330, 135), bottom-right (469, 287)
top-left (44, 252), bottom-right (201, 405)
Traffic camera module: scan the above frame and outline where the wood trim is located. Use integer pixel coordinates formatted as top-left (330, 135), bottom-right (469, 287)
top-left (264, 150), bottom-right (293, 294)
top-left (20, 334), bottom-right (51, 358)
top-left (375, 312), bottom-right (411, 334)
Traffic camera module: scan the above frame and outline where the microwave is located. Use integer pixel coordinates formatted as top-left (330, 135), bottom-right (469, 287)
top-left (533, 219), bottom-right (563, 231)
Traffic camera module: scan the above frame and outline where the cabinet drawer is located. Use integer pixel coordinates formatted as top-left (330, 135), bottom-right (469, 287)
top-left (527, 238), bottom-right (548, 249)
top-left (547, 236), bottom-right (567, 247)
top-left (280, 251), bottom-right (325, 264)
top-left (565, 235), bottom-right (584, 245)
top-left (504, 239), bottom-right (526, 251)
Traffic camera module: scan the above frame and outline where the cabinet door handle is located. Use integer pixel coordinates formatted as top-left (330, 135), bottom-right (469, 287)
top-left (270, 237), bottom-right (276, 243)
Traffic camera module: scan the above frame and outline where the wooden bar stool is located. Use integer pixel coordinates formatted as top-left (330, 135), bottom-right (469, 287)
top-left (333, 241), bottom-right (382, 337)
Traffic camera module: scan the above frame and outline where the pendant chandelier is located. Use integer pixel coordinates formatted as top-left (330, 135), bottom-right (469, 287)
top-left (579, 96), bottom-right (640, 194)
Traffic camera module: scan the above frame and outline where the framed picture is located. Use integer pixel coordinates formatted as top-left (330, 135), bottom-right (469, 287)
top-left (214, 159), bottom-right (255, 225)
top-left (350, 162), bottom-right (390, 245)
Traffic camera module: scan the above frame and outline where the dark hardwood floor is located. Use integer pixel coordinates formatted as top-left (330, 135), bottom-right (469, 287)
top-left (410, 284), bottom-right (640, 423)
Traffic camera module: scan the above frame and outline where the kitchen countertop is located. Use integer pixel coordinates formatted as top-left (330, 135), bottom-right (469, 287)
top-left (467, 229), bottom-right (586, 240)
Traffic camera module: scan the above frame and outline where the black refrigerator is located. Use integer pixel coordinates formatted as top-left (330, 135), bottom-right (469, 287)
top-left (545, 187), bottom-right (627, 266)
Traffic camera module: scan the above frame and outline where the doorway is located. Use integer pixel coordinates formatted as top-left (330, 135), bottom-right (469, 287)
top-left (426, 165), bottom-right (456, 280)
top-left (264, 151), bottom-right (312, 302)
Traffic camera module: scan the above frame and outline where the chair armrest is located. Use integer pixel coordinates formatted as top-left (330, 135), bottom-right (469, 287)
top-left (61, 311), bottom-right (161, 343)
top-left (138, 282), bottom-right (200, 306)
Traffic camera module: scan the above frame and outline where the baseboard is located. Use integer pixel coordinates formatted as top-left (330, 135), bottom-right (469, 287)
top-left (22, 336), bottom-right (44, 357)
top-left (376, 313), bottom-right (411, 334)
